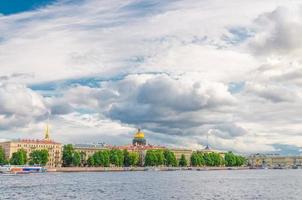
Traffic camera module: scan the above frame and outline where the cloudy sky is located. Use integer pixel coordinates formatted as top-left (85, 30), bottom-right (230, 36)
top-left (1, 0), bottom-right (302, 154)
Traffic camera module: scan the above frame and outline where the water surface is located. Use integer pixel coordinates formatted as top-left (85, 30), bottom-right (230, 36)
top-left (0, 170), bottom-right (301, 200)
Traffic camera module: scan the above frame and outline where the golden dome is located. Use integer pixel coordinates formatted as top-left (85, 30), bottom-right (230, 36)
top-left (134, 129), bottom-right (145, 139)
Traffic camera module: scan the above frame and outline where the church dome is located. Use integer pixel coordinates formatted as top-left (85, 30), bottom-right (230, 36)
top-left (134, 129), bottom-right (145, 139)
top-left (133, 129), bottom-right (146, 146)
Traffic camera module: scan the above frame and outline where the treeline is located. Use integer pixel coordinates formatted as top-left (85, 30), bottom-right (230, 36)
top-left (62, 145), bottom-right (247, 167)
top-left (0, 145), bottom-right (246, 168)
top-left (0, 148), bottom-right (49, 166)
top-left (62, 144), bottom-right (140, 167)
top-left (62, 147), bottom-right (189, 167)
top-left (190, 151), bottom-right (246, 167)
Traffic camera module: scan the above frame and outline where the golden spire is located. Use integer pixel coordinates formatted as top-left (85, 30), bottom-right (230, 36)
top-left (44, 123), bottom-right (50, 140)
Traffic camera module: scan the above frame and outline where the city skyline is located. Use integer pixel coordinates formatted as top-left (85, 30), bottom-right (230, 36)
top-left (1, 0), bottom-right (302, 155)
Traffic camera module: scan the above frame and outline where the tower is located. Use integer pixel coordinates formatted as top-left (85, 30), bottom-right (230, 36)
top-left (44, 123), bottom-right (50, 141)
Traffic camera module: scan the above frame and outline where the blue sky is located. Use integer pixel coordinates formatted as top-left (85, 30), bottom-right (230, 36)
top-left (0, 0), bottom-right (302, 155)
top-left (0, 0), bottom-right (57, 15)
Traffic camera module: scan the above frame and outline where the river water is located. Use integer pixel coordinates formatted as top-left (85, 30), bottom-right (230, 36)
top-left (0, 169), bottom-right (301, 200)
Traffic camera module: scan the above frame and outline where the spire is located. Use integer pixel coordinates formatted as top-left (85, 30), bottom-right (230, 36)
top-left (44, 123), bottom-right (50, 140)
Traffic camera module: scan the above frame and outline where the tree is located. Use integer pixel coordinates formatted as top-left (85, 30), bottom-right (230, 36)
top-left (164, 150), bottom-right (177, 167)
top-left (224, 152), bottom-right (237, 167)
top-left (93, 150), bottom-right (110, 167)
top-left (178, 154), bottom-right (187, 167)
top-left (87, 156), bottom-right (95, 167)
top-left (155, 150), bottom-right (165, 166)
top-left (144, 150), bottom-right (158, 166)
top-left (190, 152), bottom-right (199, 166)
top-left (0, 148), bottom-right (7, 165)
top-left (62, 144), bottom-right (74, 167)
top-left (110, 149), bottom-right (124, 167)
top-left (72, 151), bottom-right (81, 166)
top-left (224, 152), bottom-right (246, 167)
top-left (128, 152), bottom-right (139, 166)
top-left (29, 149), bottom-right (49, 166)
top-left (62, 144), bottom-right (83, 167)
top-left (190, 152), bottom-right (205, 167)
top-left (10, 149), bottom-right (27, 165)
top-left (80, 151), bottom-right (87, 167)
top-left (123, 150), bottom-right (130, 167)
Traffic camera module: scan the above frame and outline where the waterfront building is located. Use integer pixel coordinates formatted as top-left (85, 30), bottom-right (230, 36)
top-left (169, 148), bottom-right (193, 163)
top-left (73, 143), bottom-right (109, 160)
top-left (248, 154), bottom-right (302, 168)
top-left (197, 145), bottom-right (226, 158)
top-left (0, 125), bottom-right (62, 168)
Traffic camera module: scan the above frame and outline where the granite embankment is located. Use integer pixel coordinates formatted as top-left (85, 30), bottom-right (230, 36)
top-left (47, 166), bottom-right (250, 172)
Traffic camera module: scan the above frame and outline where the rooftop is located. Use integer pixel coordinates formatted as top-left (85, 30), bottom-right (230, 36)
top-left (11, 139), bottom-right (61, 145)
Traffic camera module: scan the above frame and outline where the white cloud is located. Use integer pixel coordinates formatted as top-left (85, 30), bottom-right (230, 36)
top-left (0, 82), bottom-right (48, 129)
top-left (1, 0), bottom-right (302, 153)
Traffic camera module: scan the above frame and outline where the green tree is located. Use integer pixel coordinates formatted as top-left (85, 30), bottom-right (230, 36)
top-left (144, 150), bottom-right (158, 166)
top-left (110, 149), bottom-right (124, 167)
top-left (163, 150), bottom-right (177, 167)
top-left (87, 156), bottom-right (95, 167)
top-left (62, 144), bottom-right (74, 167)
top-left (190, 152), bottom-right (199, 166)
top-left (128, 152), bottom-right (139, 166)
top-left (29, 149), bottom-right (49, 166)
top-left (10, 149), bottom-right (27, 165)
top-left (72, 151), bottom-right (81, 166)
top-left (0, 148), bottom-right (7, 165)
top-left (155, 150), bottom-right (165, 166)
top-left (123, 150), bottom-right (130, 167)
top-left (93, 150), bottom-right (110, 167)
top-left (224, 152), bottom-right (237, 167)
top-left (235, 155), bottom-right (246, 166)
top-left (178, 154), bottom-right (188, 167)
top-left (80, 151), bottom-right (87, 167)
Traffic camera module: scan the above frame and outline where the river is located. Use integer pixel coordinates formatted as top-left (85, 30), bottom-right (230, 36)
top-left (0, 169), bottom-right (301, 200)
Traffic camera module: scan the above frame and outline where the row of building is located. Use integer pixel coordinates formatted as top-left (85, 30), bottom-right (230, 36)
top-left (248, 154), bottom-right (302, 169)
top-left (0, 126), bottom-right (205, 167)
top-left (3, 126), bottom-right (302, 169)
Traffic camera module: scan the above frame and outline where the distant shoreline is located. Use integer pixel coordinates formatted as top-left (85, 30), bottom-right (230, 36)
top-left (47, 166), bottom-right (252, 172)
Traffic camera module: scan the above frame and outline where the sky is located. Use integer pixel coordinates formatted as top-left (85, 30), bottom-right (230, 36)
top-left (0, 0), bottom-right (302, 155)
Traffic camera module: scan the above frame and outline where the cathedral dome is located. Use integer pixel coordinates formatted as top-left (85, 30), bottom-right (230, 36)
top-left (133, 129), bottom-right (146, 146)
top-left (134, 129), bottom-right (145, 139)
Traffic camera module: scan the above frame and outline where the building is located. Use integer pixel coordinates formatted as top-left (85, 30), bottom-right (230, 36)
top-left (248, 154), bottom-right (302, 168)
top-left (197, 146), bottom-right (226, 159)
top-left (132, 129), bottom-right (147, 146)
top-left (73, 143), bottom-right (109, 160)
top-left (169, 148), bottom-right (193, 163)
top-left (0, 125), bottom-right (62, 168)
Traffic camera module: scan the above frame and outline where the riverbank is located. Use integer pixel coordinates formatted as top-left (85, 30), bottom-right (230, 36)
top-left (47, 166), bottom-right (251, 172)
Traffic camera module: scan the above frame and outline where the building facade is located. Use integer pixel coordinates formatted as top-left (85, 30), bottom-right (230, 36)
top-left (73, 143), bottom-right (109, 160)
top-left (169, 148), bottom-right (193, 162)
top-left (248, 154), bottom-right (302, 168)
top-left (0, 125), bottom-right (62, 168)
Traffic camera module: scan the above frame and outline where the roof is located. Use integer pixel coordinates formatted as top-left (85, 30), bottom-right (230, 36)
top-left (11, 139), bottom-right (61, 145)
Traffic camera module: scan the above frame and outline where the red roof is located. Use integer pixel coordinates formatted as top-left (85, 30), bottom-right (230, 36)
top-left (16, 139), bottom-right (61, 145)
top-left (112, 144), bottom-right (165, 151)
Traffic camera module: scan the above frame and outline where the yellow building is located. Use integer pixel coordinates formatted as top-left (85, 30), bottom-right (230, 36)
top-left (0, 125), bottom-right (62, 168)
top-left (170, 148), bottom-right (193, 163)
top-left (73, 143), bottom-right (108, 160)
top-left (248, 154), bottom-right (302, 168)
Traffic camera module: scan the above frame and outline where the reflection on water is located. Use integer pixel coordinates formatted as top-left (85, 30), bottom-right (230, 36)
top-left (0, 170), bottom-right (301, 200)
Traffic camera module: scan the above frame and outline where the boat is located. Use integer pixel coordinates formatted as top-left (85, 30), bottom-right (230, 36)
top-left (0, 165), bottom-right (47, 174)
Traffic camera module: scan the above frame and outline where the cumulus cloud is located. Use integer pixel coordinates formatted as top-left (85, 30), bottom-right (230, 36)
top-left (2, 0), bottom-right (302, 153)
top-left (0, 83), bottom-right (48, 129)
top-left (248, 6), bottom-right (302, 56)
